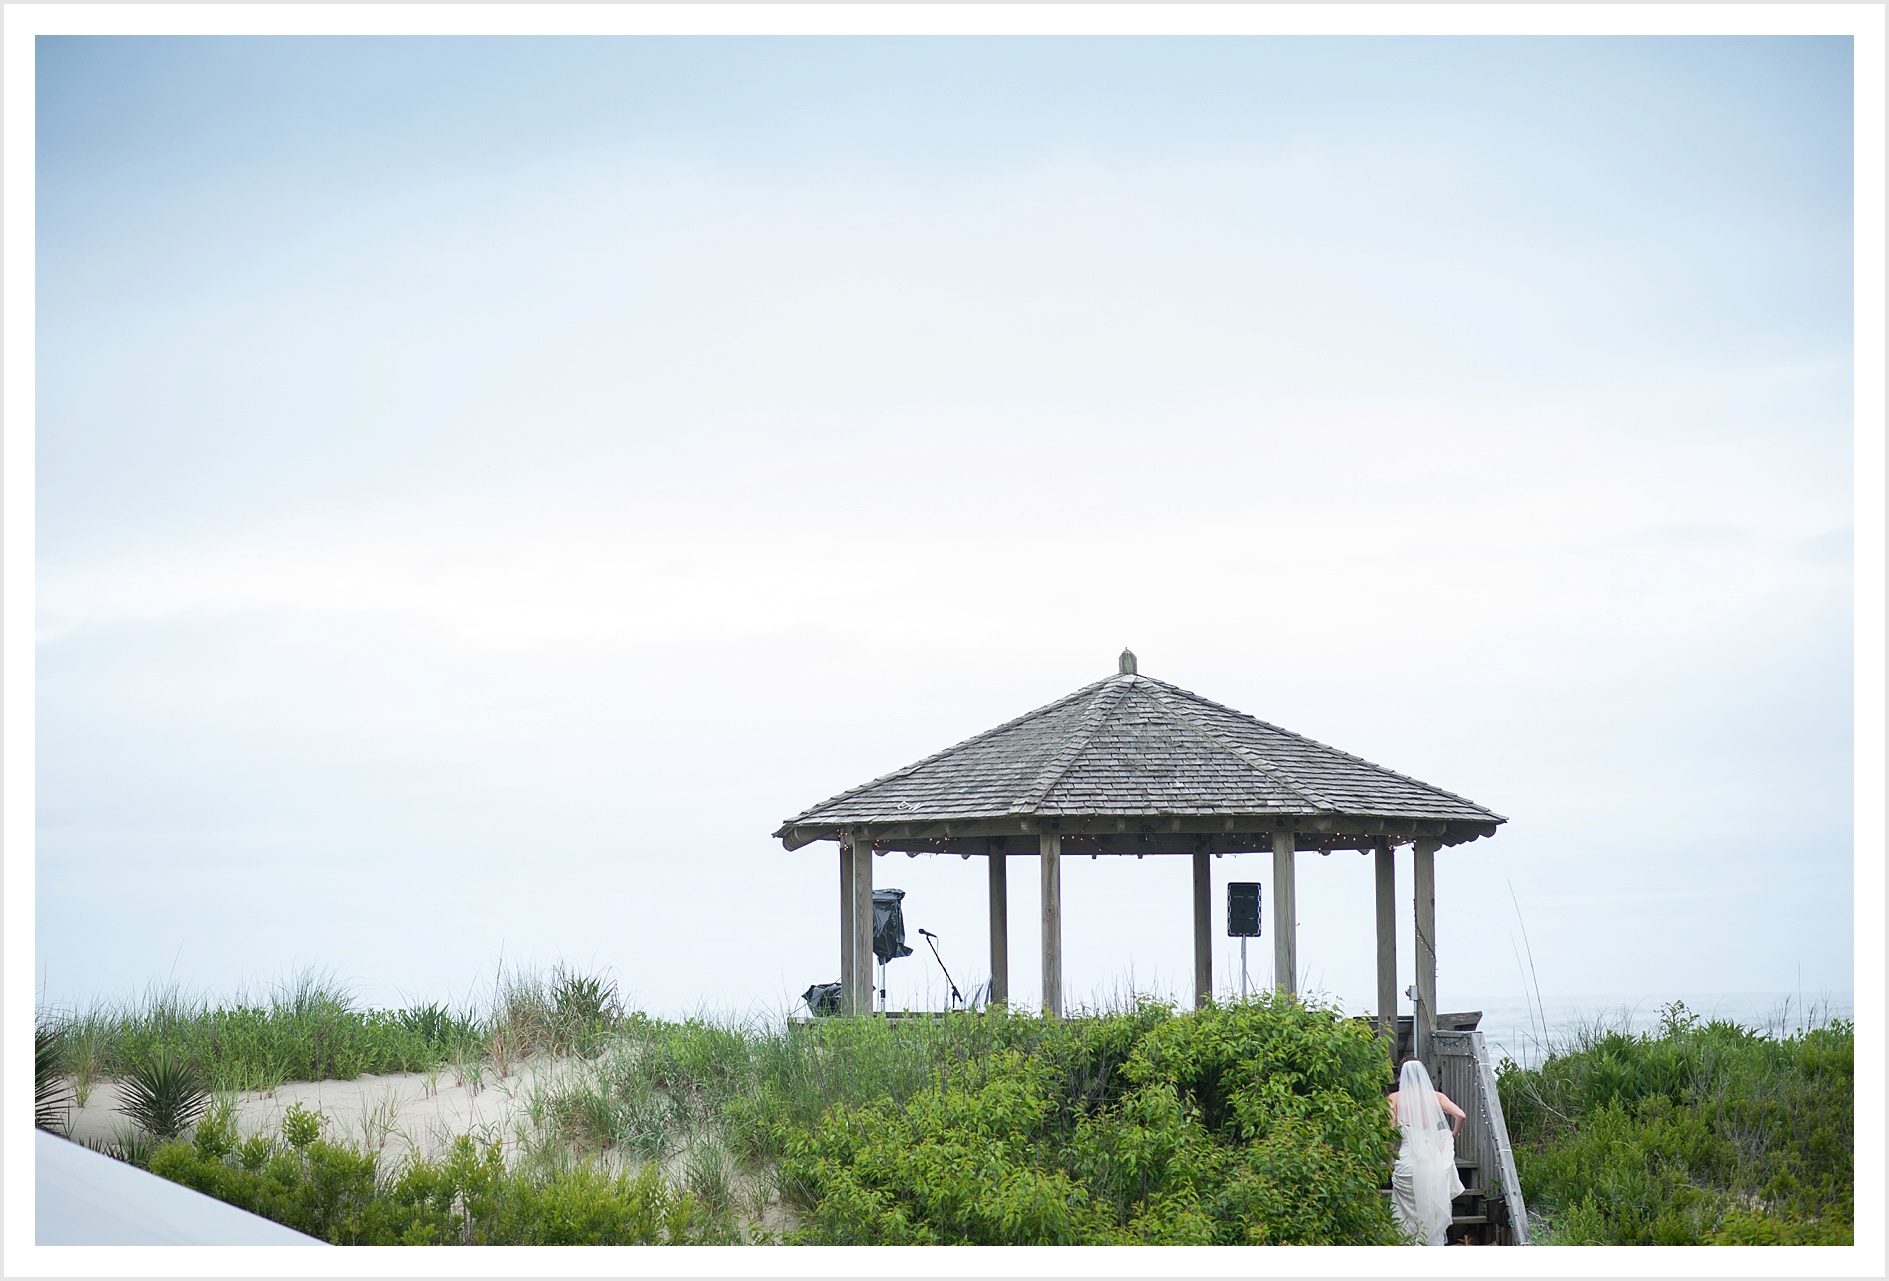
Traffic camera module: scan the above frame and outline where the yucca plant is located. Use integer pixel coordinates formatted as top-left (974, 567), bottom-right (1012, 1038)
top-left (118, 1047), bottom-right (209, 1139)
top-left (36, 1026), bottom-right (72, 1132)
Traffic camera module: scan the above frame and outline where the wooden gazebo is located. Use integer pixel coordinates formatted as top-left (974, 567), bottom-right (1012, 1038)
top-left (775, 651), bottom-right (1505, 1061)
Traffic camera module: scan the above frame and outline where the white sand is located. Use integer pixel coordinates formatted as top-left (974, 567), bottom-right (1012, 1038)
top-left (62, 1055), bottom-right (583, 1166)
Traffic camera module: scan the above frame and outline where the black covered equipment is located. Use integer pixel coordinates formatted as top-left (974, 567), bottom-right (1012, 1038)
top-left (802, 982), bottom-right (842, 1016)
top-left (872, 888), bottom-right (914, 965)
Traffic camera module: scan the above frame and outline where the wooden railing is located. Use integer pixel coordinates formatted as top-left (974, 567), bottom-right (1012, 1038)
top-left (1432, 1029), bottom-right (1532, 1245)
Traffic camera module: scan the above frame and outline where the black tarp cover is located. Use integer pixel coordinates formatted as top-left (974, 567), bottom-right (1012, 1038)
top-left (872, 888), bottom-right (914, 965)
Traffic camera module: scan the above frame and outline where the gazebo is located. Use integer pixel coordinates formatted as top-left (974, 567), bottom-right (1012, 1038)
top-left (775, 651), bottom-right (1505, 1063)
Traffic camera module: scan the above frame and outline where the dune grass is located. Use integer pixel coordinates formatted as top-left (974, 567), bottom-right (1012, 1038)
top-left (36, 964), bottom-right (624, 1099)
top-left (1497, 1001), bottom-right (1853, 1245)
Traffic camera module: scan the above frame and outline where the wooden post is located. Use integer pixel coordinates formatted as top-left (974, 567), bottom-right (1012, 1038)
top-left (1414, 838), bottom-right (1438, 1069)
top-left (1272, 828), bottom-right (1297, 996)
top-left (1375, 837), bottom-right (1397, 1054)
top-left (987, 840), bottom-right (1009, 1008)
top-left (850, 829), bottom-right (875, 1016)
top-left (1040, 833), bottom-right (1063, 1018)
top-left (839, 838), bottom-right (856, 1014)
top-left (1192, 850), bottom-right (1212, 1009)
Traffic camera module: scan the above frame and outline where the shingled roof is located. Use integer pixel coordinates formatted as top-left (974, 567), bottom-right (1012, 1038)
top-left (775, 655), bottom-right (1504, 855)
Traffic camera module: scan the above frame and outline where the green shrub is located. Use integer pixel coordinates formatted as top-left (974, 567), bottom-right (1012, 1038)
top-left (148, 1134), bottom-right (723, 1245)
top-left (236, 1131), bottom-right (275, 1171)
top-left (1500, 1004), bottom-right (1852, 1245)
top-left (780, 996), bottom-right (1401, 1245)
top-left (192, 1099), bottom-right (239, 1161)
top-left (281, 1103), bottom-right (324, 1150)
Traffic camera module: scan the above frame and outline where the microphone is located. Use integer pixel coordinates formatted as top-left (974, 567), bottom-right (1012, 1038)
top-left (918, 928), bottom-right (939, 938)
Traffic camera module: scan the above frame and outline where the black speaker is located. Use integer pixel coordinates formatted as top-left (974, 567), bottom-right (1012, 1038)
top-left (1227, 882), bottom-right (1261, 937)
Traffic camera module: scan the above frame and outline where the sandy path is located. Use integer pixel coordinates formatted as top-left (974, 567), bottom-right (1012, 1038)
top-left (60, 1055), bottom-right (583, 1166)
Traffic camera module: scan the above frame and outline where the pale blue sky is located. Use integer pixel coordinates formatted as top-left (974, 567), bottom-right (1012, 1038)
top-left (35, 36), bottom-right (1853, 1019)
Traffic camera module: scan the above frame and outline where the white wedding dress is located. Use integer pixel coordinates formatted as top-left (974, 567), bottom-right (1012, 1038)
top-left (1390, 1059), bottom-right (1464, 1246)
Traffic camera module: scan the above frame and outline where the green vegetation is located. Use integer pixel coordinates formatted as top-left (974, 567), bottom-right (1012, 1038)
top-left (37, 966), bottom-right (606, 1097)
top-left (36, 1025), bottom-right (72, 1132)
top-left (149, 1118), bottom-right (727, 1245)
top-left (1499, 1002), bottom-right (1853, 1245)
top-left (779, 1001), bottom-right (1401, 1243)
top-left (42, 973), bottom-right (444, 1095)
top-left (118, 1047), bottom-right (210, 1139)
top-left (48, 968), bottom-right (1855, 1247)
top-left (51, 972), bottom-right (1406, 1245)
top-left (534, 995), bottom-right (1404, 1245)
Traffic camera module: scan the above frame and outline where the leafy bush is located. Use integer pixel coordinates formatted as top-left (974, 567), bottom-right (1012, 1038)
top-left (779, 996), bottom-right (1401, 1245)
top-left (1499, 1003), bottom-right (1852, 1245)
top-left (193, 1099), bottom-right (239, 1161)
top-left (281, 1102), bottom-right (324, 1150)
top-left (118, 1047), bottom-right (209, 1139)
top-left (148, 1133), bottom-right (726, 1245)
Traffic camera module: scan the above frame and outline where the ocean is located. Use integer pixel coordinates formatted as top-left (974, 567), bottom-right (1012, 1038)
top-left (1445, 989), bottom-right (1854, 1069)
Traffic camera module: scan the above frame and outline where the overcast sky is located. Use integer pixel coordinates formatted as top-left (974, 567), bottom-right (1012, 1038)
top-left (34, 36), bottom-right (1854, 1022)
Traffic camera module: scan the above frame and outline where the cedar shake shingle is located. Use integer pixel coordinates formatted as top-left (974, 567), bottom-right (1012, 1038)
top-left (775, 666), bottom-right (1504, 846)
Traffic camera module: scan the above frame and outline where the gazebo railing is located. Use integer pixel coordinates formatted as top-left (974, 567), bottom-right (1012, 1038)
top-left (1432, 1029), bottom-right (1532, 1245)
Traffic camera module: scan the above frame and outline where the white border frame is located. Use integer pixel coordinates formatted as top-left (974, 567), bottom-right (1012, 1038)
top-left (5, 5), bottom-right (1882, 1277)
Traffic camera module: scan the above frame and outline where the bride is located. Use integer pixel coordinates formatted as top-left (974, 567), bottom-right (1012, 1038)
top-left (1387, 1058), bottom-right (1467, 1245)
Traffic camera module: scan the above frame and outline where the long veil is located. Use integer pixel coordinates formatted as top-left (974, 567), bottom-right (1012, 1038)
top-left (1394, 1058), bottom-right (1458, 1245)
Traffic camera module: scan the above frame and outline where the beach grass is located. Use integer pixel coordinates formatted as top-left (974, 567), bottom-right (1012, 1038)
top-left (35, 964), bottom-right (622, 1095)
top-left (40, 972), bottom-right (444, 1092)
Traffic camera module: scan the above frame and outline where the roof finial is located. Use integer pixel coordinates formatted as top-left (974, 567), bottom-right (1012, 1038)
top-left (1118, 648), bottom-right (1138, 675)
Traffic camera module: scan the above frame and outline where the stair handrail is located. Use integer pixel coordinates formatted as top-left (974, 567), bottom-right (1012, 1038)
top-left (1466, 1029), bottom-right (1531, 1245)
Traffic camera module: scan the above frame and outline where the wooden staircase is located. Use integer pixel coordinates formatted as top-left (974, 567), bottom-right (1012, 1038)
top-left (1436, 1024), bottom-right (1531, 1245)
top-left (1380, 1014), bottom-right (1533, 1246)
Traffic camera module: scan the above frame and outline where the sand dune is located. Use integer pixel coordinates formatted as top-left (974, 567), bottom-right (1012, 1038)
top-left (61, 1055), bottom-right (583, 1166)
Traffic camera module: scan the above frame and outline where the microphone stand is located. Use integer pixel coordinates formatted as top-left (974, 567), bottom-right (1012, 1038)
top-left (917, 929), bottom-right (963, 1009)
